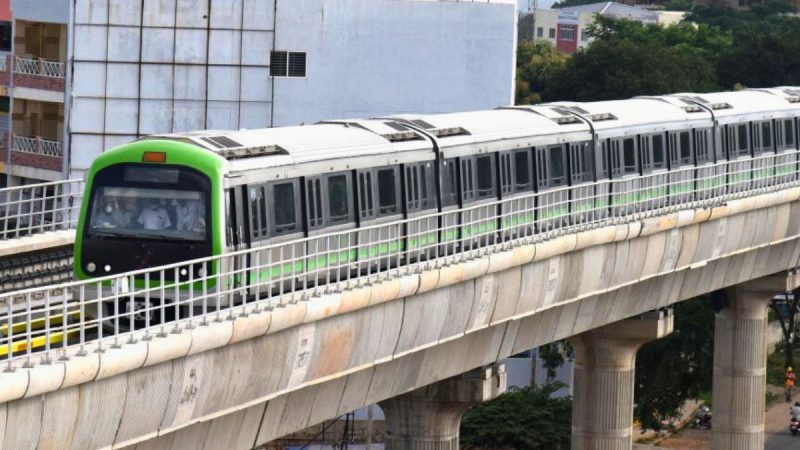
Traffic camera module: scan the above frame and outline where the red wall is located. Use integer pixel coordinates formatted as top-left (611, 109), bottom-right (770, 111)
top-left (0, 0), bottom-right (10, 22)
top-left (556, 24), bottom-right (578, 54)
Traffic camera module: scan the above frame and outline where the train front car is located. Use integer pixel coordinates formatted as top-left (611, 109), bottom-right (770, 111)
top-left (74, 139), bottom-right (225, 290)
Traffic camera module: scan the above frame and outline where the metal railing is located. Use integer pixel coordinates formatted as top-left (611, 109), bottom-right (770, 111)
top-left (14, 56), bottom-right (65, 78)
top-left (1, 153), bottom-right (800, 370)
top-left (13, 134), bottom-right (63, 157)
top-left (0, 179), bottom-right (82, 240)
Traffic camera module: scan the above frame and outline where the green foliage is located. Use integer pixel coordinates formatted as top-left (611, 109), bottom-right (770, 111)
top-left (515, 41), bottom-right (568, 105)
top-left (552, 0), bottom-right (600, 9)
top-left (633, 297), bottom-right (716, 432)
top-left (664, 0), bottom-right (693, 11)
top-left (537, 341), bottom-right (574, 380)
top-left (460, 383), bottom-right (572, 450)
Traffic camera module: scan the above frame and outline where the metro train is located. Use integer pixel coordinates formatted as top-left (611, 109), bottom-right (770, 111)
top-left (74, 87), bottom-right (800, 318)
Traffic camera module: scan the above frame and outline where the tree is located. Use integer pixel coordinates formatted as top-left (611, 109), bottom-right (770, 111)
top-left (633, 297), bottom-right (716, 432)
top-left (770, 291), bottom-right (800, 371)
top-left (460, 383), bottom-right (572, 450)
top-left (515, 40), bottom-right (568, 105)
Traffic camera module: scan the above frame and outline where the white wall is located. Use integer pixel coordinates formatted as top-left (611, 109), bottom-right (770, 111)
top-left (67, 0), bottom-right (516, 177)
top-left (271, 0), bottom-right (517, 126)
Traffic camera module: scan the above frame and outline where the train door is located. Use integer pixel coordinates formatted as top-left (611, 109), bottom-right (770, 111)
top-left (246, 180), bottom-right (304, 301)
top-left (751, 120), bottom-right (776, 188)
top-left (224, 186), bottom-right (249, 305)
top-left (639, 133), bottom-right (669, 211)
top-left (304, 172), bottom-right (356, 289)
top-left (535, 144), bottom-right (569, 231)
top-left (439, 157), bottom-right (460, 256)
top-left (605, 136), bottom-right (640, 216)
top-left (356, 165), bottom-right (404, 276)
top-left (693, 128), bottom-right (721, 201)
top-left (726, 122), bottom-right (753, 194)
top-left (404, 161), bottom-right (437, 263)
top-left (459, 153), bottom-right (498, 250)
top-left (567, 141), bottom-right (598, 225)
top-left (667, 129), bottom-right (694, 205)
top-left (498, 148), bottom-right (535, 240)
top-left (775, 117), bottom-right (799, 185)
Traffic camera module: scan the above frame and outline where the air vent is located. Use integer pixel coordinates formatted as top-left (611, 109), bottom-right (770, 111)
top-left (381, 121), bottom-right (423, 142)
top-left (589, 113), bottom-right (617, 121)
top-left (384, 121), bottom-right (410, 132)
top-left (553, 116), bottom-right (582, 125)
top-left (709, 102), bottom-right (732, 110)
top-left (683, 105), bottom-right (704, 113)
top-left (201, 136), bottom-right (243, 149)
top-left (219, 145), bottom-right (289, 159)
top-left (411, 119), bottom-right (436, 129)
top-left (551, 106), bottom-right (574, 116)
top-left (787, 97), bottom-right (800, 104)
top-left (691, 96), bottom-right (709, 104)
top-left (570, 106), bottom-right (591, 114)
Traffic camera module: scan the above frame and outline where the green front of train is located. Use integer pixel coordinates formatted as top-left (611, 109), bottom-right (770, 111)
top-left (74, 139), bottom-right (226, 285)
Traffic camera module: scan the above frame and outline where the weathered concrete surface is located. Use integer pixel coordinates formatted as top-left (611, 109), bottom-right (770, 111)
top-left (0, 229), bottom-right (75, 257)
top-left (711, 275), bottom-right (800, 450)
top-left (379, 365), bottom-right (506, 450)
top-left (570, 311), bottom-right (674, 450)
top-left (2, 188), bottom-right (800, 449)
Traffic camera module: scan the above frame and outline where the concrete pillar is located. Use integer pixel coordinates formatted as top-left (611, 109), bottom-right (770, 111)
top-left (378, 364), bottom-right (506, 450)
top-left (569, 310), bottom-right (674, 450)
top-left (711, 279), bottom-right (780, 450)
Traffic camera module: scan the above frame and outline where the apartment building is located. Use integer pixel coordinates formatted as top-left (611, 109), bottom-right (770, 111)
top-left (0, 0), bottom-right (518, 183)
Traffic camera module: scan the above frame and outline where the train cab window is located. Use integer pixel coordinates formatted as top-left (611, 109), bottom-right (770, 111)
top-left (327, 174), bottom-right (351, 224)
top-left (441, 159), bottom-right (459, 207)
top-left (377, 168), bottom-right (399, 215)
top-left (271, 181), bottom-right (299, 235)
top-left (569, 141), bottom-right (594, 184)
top-left (405, 162), bottom-right (434, 212)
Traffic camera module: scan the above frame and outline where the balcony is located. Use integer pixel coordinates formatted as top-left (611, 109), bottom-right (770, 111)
top-left (11, 56), bottom-right (65, 96)
top-left (13, 134), bottom-right (62, 157)
top-left (14, 56), bottom-right (64, 78)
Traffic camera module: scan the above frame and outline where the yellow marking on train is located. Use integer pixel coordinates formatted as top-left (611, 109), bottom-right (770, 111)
top-left (0, 311), bottom-right (80, 337)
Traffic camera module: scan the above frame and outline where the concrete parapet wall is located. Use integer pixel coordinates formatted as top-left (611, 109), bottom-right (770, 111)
top-left (4, 188), bottom-right (800, 449)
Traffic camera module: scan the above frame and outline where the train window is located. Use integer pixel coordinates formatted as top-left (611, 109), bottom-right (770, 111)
top-left (679, 132), bottom-right (692, 164)
top-left (272, 181), bottom-right (298, 234)
top-left (327, 174), bottom-right (351, 224)
top-left (622, 138), bottom-right (637, 174)
top-left (475, 155), bottom-right (496, 199)
top-left (377, 168), bottom-right (399, 215)
top-left (404, 163), bottom-right (434, 212)
top-left (500, 153), bottom-right (513, 195)
top-left (653, 135), bottom-right (666, 167)
top-left (736, 124), bottom-right (749, 156)
top-left (461, 159), bottom-right (475, 202)
top-left (441, 159), bottom-right (458, 207)
top-left (759, 121), bottom-right (773, 152)
top-left (641, 134), bottom-right (666, 172)
top-left (514, 150), bottom-right (532, 191)
top-left (549, 146), bottom-right (566, 185)
top-left (600, 141), bottom-right (609, 179)
top-left (306, 178), bottom-right (324, 229)
top-left (250, 186), bottom-right (267, 238)
top-left (358, 171), bottom-right (374, 219)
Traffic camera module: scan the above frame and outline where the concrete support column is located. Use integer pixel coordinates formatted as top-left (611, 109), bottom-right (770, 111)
top-left (569, 310), bottom-right (674, 450)
top-left (711, 280), bottom-right (778, 450)
top-left (378, 365), bottom-right (506, 450)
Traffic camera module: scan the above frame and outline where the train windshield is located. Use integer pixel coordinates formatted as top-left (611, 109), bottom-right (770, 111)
top-left (87, 165), bottom-right (209, 242)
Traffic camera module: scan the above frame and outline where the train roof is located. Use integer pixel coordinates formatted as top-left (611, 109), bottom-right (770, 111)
top-left (551, 97), bottom-right (714, 139)
top-left (670, 90), bottom-right (800, 124)
top-left (389, 107), bottom-right (592, 158)
top-left (150, 119), bottom-right (435, 180)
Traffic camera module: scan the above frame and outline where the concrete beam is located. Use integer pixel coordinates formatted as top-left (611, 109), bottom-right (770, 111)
top-left (569, 310), bottom-right (674, 450)
top-left (378, 365), bottom-right (506, 450)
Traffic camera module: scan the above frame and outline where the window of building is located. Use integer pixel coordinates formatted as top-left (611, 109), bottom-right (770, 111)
top-left (0, 22), bottom-right (10, 52)
top-left (270, 51), bottom-right (307, 78)
top-left (537, 27), bottom-right (543, 38)
top-left (559, 27), bottom-right (575, 41)
top-left (581, 29), bottom-right (590, 42)
top-left (0, 96), bottom-right (9, 114)
top-left (549, 28), bottom-right (556, 39)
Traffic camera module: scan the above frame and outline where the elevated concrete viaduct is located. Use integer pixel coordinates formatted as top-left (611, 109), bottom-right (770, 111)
top-left (3, 188), bottom-right (800, 450)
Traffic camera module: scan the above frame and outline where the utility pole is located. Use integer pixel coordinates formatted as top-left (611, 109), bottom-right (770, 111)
top-left (528, 0), bottom-right (538, 41)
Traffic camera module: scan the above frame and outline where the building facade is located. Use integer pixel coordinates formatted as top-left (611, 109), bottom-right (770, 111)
top-left (529, 2), bottom-right (684, 54)
top-left (0, 0), bottom-right (517, 183)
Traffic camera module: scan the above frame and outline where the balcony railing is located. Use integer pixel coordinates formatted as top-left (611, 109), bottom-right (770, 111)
top-left (13, 134), bottom-right (62, 157)
top-left (14, 56), bottom-right (65, 79)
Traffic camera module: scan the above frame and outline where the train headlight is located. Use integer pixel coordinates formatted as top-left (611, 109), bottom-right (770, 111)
top-left (197, 267), bottom-right (206, 277)
top-left (86, 262), bottom-right (96, 273)
top-left (180, 268), bottom-right (188, 276)
top-left (104, 264), bottom-right (112, 273)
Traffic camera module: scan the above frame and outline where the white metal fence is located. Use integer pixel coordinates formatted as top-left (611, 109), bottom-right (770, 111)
top-left (13, 134), bottom-right (63, 157)
top-left (14, 56), bottom-right (66, 79)
top-left (0, 179), bottom-right (83, 241)
top-left (2, 153), bottom-right (799, 370)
